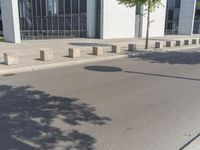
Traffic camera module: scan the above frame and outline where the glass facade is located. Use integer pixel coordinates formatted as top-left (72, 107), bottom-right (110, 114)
top-left (193, 0), bottom-right (200, 34)
top-left (95, 0), bottom-right (101, 38)
top-left (18, 0), bottom-right (87, 40)
top-left (165, 0), bottom-right (181, 34)
top-left (0, 7), bottom-right (2, 36)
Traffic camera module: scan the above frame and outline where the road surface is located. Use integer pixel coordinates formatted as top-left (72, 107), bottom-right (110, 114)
top-left (0, 50), bottom-right (200, 150)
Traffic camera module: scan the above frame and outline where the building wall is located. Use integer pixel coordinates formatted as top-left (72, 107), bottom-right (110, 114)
top-left (141, 0), bottom-right (167, 37)
top-left (0, 0), bottom-right (168, 43)
top-left (1, 0), bottom-right (21, 43)
top-left (101, 0), bottom-right (135, 39)
top-left (178, 0), bottom-right (196, 35)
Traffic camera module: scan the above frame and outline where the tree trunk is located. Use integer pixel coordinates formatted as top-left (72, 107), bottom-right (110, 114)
top-left (145, 0), bottom-right (151, 49)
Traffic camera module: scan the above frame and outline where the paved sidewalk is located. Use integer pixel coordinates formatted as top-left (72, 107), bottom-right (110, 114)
top-left (180, 134), bottom-right (200, 150)
top-left (0, 35), bottom-right (200, 75)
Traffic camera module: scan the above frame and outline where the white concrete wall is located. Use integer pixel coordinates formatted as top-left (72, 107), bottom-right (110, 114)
top-left (1, 0), bottom-right (21, 43)
top-left (178, 0), bottom-right (196, 35)
top-left (87, 0), bottom-right (96, 38)
top-left (101, 0), bottom-right (135, 39)
top-left (141, 0), bottom-right (167, 38)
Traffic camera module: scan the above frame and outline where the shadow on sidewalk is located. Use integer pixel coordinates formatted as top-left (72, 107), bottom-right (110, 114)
top-left (70, 42), bottom-right (112, 47)
top-left (130, 50), bottom-right (200, 65)
top-left (0, 85), bottom-right (111, 150)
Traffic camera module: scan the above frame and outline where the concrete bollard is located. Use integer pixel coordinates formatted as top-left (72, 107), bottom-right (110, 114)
top-left (40, 49), bottom-right (54, 61)
top-left (111, 45), bottom-right (121, 53)
top-left (128, 44), bottom-right (137, 52)
top-left (184, 40), bottom-right (191, 45)
top-left (155, 42), bottom-right (163, 49)
top-left (166, 41), bottom-right (174, 47)
top-left (68, 48), bottom-right (80, 58)
top-left (4, 52), bottom-right (19, 65)
top-left (192, 39), bottom-right (197, 44)
top-left (92, 47), bottom-right (104, 55)
top-left (175, 40), bottom-right (183, 46)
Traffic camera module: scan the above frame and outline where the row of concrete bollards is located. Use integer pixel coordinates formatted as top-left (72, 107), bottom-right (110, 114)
top-left (2, 44), bottom-right (137, 66)
top-left (3, 38), bottom-right (198, 66)
top-left (155, 38), bottom-right (200, 48)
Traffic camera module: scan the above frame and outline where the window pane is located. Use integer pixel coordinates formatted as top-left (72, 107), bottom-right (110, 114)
top-left (58, 0), bottom-right (64, 15)
top-left (80, 0), bottom-right (87, 13)
top-left (72, 0), bottom-right (78, 14)
top-left (175, 0), bottom-right (181, 8)
top-left (19, 0), bottom-right (88, 40)
top-left (65, 0), bottom-right (71, 14)
top-left (168, 10), bottom-right (174, 20)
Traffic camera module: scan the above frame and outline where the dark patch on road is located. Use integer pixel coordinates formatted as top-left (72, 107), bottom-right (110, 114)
top-left (84, 66), bottom-right (123, 72)
top-left (2, 73), bottom-right (16, 77)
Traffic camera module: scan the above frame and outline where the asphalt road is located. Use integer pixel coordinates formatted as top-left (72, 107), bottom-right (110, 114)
top-left (1, 50), bottom-right (200, 150)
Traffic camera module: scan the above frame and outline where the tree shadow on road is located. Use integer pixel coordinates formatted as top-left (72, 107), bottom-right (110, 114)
top-left (0, 85), bottom-right (111, 150)
top-left (130, 50), bottom-right (200, 65)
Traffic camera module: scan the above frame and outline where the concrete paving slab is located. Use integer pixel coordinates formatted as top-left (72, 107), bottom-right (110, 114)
top-left (1, 35), bottom-right (200, 75)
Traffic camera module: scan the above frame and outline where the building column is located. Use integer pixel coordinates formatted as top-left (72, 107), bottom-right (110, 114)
top-left (178, 0), bottom-right (196, 35)
top-left (1, 0), bottom-right (21, 43)
top-left (87, 0), bottom-right (96, 38)
top-left (101, 0), bottom-right (135, 39)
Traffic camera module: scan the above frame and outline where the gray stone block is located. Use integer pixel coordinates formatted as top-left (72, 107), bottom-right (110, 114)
top-left (192, 39), bottom-right (197, 44)
top-left (175, 40), bottom-right (183, 46)
top-left (128, 44), bottom-right (137, 51)
top-left (111, 45), bottom-right (121, 53)
top-left (4, 52), bottom-right (19, 65)
top-left (93, 47), bottom-right (104, 55)
top-left (166, 41), bottom-right (174, 47)
top-left (155, 42), bottom-right (163, 48)
top-left (40, 49), bottom-right (53, 61)
top-left (69, 48), bottom-right (80, 58)
top-left (184, 40), bottom-right (191, 45)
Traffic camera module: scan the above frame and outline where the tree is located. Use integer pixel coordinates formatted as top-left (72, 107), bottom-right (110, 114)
top-left (117, 0), bottom-right (162, 49)
top-left (197, 0), bottom-right (200, 8)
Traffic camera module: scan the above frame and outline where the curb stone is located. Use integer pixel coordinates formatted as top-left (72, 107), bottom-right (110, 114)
top-left (0, 55), bottom-right (129, 75)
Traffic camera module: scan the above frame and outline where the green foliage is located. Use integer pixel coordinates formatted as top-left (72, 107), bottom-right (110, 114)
top-left (117, 0), bottom-right (162, 12)
top-left (117, 0), bottom-right (162, 49)
top-left (197, 0), bottom-right (200, 9)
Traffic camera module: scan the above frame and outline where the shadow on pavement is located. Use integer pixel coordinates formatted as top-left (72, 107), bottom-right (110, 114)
top-left (0, 85), bottom-right (111, 150)
top-left (70, 43), bottom-right (112, 47)
top-left (130, 50), bottom-right (200, 65)
top-left (124, 71), bottom-right (200, 82)
top-left (84, 66), bottom-right (123, 72)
